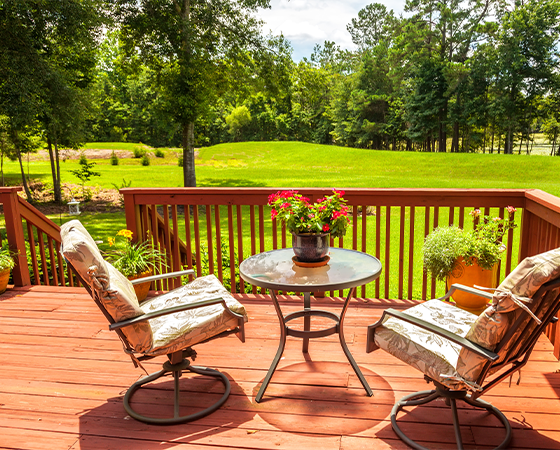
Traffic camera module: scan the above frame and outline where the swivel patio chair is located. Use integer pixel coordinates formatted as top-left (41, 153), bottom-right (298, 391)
top-left (366, 247), bottom-right (560, 449)
top-left (60, 219), bottom-right (247, 425)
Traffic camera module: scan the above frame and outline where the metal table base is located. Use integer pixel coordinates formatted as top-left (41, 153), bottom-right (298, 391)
top-left (255, 287), bottom-right (373, 403)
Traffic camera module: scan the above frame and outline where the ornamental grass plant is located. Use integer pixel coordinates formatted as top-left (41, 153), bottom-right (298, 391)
top-left (268, 189), bottom-right (350, 238)
top-left (0, 247), bottom-right (15, 271)
top-left (423, 207), bottom-right (517, 281)
top-left (106, 229), bottom-right (166, 277)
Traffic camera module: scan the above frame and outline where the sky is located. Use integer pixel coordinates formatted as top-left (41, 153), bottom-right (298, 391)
top-left (257, 0), bottom-right (407, 61)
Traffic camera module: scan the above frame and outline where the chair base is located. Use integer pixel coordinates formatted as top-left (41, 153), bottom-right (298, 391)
top-left (123, 358), bottom-right (231, 425)
top-left (391, 387), bottom-right (512, 450)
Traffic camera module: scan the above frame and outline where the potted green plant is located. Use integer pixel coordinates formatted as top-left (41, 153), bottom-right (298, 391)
top-left (423, 207), bottom-right (517, 313)
top-left (106, 229), bottom-right (166, 301)
top-left (268, 189), bottom-right (350, 263)
top-left (0, 247), bottom-right (16, 294)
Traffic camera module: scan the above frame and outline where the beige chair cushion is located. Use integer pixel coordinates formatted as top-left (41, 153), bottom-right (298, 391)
top-left (374, 300), bottom-right (481, 391)
top-left (60, 220), bottom-right (153, 352)
top-left (466, 247), bottom-right (560, 352)
top-left (142, 274), bottom-right (248, 356)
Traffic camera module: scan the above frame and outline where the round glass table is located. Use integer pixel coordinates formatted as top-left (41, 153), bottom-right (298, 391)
top-left (239, 247), bottom-right (382, 403)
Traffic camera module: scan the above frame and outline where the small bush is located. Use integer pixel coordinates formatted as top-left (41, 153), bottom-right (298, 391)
top-left (155, 149), bottom-right (165, 158)
top-left (141, 154), bottom-right (150, 166)
top-left (78, 153), bottom-right (88, 165)
top-left (110, 151), bottom-right (119, 165)
top-left (178, 157), bottom-right (183, 167)
top-left (133, 147), bottom-right (146, 158)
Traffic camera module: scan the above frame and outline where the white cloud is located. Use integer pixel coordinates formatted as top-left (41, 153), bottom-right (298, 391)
top-left (257, 0), bottom-right (406, 60)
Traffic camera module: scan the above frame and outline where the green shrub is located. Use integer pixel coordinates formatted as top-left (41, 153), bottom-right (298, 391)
top-left (178, 157), bottom-right (183, 167)
top-left (78, 153), bottom-right (88, 165)
top-left (141, 154), bottom-right (150, 166)
top-left (155, 149), bottom-right (165, 158)
top-left (133, 147), bottom-right (146, 158)
top-left (110, 151), bottom-right (119, 165)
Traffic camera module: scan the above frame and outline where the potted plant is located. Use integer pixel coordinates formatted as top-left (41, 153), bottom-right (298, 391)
top-left (106, 229), bottom-right (166, 301)
top-left (268, 189), bottom-right (350, 263)
top-left (422, 207), bottom-right (517, 313)
top-left (0, 247), bottom-right (16, 294)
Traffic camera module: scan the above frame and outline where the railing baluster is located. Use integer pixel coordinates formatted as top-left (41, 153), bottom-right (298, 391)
top-left (236, 205), bottom-right (244, 292)
top-left (228, 205), bottom-right (236, 294)
top-left (361, 204), bottom-right (367, 297)
top-left (47, 237), bottom-right (59, 286)
top-left (184, 205), bottom-right (194, 283)
top-left (171, 205), bottom-right (181, 289)
top-left (408, 206), bottom-right (415, 300)
top-left (385, 206), bottom-right (391, 300)
top-left (214, 205), bottom-right (223, 284)
top-left (37, 230), bottom-right (49, 286)
top-left (431, 207), bottom-right (439, 299)
top-left (250, 206), bottom-right (257, 294)
top-left (193, 205), bottom-right (202, 280)
top-left (422, 207), bottom-right (430, 301)
top-left (398, 206), bottom-right (405, 300)
top-left (27, 221), bottom-right (40, 285)
top-left (375, 205), bottom-right (381, 299)
top-left (205, 205), bottom-right (214, 279)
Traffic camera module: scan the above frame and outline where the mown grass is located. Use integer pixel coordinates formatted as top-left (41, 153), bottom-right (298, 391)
top-left (5, 141), bottom-right (560, 195)
top-left (2, 141), bottom-right (551, 299)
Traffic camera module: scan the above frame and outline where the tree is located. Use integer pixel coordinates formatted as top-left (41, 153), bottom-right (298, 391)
top-left (71, 155), bottom-right (101, 197)
top-left (490, 0), bottom-right (560, 154)
top-left (115, 0), bottom-right (271, 187)
top-left (347, 3), bottom-right (397, 51)
top-left (0, 0), bottom-right (106, 202)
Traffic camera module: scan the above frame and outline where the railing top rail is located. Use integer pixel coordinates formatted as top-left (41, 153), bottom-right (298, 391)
top-left (121, 187), bottom-right (533, 207)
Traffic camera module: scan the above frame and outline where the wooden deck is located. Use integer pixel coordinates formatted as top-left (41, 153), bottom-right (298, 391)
top-left (1, 286), bottom-right (560, 450)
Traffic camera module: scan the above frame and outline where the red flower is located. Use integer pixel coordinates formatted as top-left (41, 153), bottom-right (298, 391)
top-left (271, 209), bottom-right (278, 220)
top-left (333, 189), bottom-right (345, 197)
top-left (322, 224), bottom-right (330, 232)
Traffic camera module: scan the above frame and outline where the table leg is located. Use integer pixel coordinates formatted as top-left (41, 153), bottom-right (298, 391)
top-left (339, 287), bottom-right (374, 397)
top-left (302, 291), bottom-right (311, 353)
top-left (255, 290), bottom-right (287, 403)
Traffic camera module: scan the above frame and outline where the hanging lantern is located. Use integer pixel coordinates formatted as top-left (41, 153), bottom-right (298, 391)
top-left (68, 198), bottom-right (81, 215)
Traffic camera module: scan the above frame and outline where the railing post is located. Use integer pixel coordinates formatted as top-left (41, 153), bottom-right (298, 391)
top-left (123, 191), bottom-right (141, 241)
top-left (1, 188), bottom-right (31, 286)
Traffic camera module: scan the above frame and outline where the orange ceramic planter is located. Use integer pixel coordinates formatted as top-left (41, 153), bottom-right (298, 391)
top-left (128, 269), bottom-right (152, 302)
top-left (447, 257), bottom-right (498, 315)
top-left (0, 267), bottom-right (10, 294)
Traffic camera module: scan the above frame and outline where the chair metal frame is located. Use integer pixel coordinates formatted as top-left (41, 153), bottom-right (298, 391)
top-left (65, 254), bottom-right (246, 425)
top-left (367, 278), bottom-right (560, 450)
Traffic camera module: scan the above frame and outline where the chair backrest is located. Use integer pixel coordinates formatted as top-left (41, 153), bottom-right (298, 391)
top-left (457, 247), bottom-right (560, 385)
top-left (60, 220), bottom-right (153, 353)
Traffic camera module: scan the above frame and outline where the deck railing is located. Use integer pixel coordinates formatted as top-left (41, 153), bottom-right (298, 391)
top-left (122, 188), bottom-right (532, 298)
top-left (2, 186), bottom-right (559, 357)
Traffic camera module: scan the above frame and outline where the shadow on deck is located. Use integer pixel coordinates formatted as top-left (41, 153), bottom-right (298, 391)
top-left (1, 285), bottom-right (559, 449)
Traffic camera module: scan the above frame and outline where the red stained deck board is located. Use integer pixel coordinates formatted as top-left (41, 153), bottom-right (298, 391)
top-left (0, 285), bottom-right (559, 450)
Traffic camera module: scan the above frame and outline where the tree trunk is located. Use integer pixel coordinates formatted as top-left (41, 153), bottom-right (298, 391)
top-left (16, 147), bottom-right (33, 202)
top-left (53, 136), bottom-right (62, 203)
top-left (182, 122), bottom-right (196, 187)
top-left (47, 136), bottom-right (61, 203)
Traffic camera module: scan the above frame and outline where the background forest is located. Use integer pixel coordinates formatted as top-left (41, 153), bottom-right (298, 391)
top-left (2, 0), bottom-right (560, 195)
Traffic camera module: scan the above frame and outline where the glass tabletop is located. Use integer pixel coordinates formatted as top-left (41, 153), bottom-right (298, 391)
top-left (239, 248), bottom-right (382, 292)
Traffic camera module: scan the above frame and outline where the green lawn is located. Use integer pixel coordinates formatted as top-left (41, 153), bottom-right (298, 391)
top-left (5, 141), bottom-right (560, 194)
top-left (2, 141), bottom-right (552, 299)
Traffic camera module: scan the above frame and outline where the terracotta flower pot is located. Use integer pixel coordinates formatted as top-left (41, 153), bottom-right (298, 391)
top-left (128, 269), bottom-right (153, 302)
top-left (447, 257), bottom-right (498, 315)
top-left (0, 267), bottom-right (10, 295)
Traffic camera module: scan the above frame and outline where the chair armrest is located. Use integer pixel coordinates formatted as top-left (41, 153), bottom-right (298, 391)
top-left (129, 269), bottom-right (195, 285)
top-left (109, 296), bottom-right (244, 331)
top-left (437, 283), bottom-right (493, 302)
top-left (377, 309), bottom-right (499, 361)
